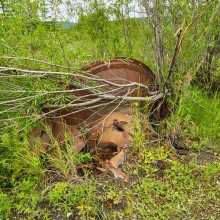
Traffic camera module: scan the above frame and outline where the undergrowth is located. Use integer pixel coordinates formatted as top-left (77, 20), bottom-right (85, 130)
top-left (175, 87), bottom-right (220, 141)
top-left (1, 87), bottom-right (220, 219)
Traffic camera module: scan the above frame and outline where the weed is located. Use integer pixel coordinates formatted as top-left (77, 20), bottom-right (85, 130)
top-left (174, 87), bottom-right (220, 141)
top-left (48, 180), bottom-right (100, 218)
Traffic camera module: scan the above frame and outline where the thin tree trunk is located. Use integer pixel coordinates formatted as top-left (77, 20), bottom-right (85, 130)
top-left (0, 0), bottom-right (5, 14)
top-left (154, 0), bottom-right (164, 89)
top-left (143, 0), bottom-right (165, 90)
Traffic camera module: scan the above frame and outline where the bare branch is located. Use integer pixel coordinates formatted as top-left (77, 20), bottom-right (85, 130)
top-left (164, 12), bottom-right (205, 90)
top-left (175, 11), bottom-right (205, 67)
top-left (0, 56), bottom-right (74, 71)
top-left (44, 92), bottom-right (164, 109)
top-left (0, 67), bottom-right (159, 95)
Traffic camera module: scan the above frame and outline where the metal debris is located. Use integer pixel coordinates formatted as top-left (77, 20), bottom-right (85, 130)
top-left (29, 58), bottom-right (160, 182)
top-left (28, 119), bottom-right (84, 156)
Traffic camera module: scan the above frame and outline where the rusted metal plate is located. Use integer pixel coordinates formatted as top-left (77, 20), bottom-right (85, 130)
top-left (33, 58), bottom-right (159, 182)
top-left (51, 119), bottom-right (85, 154)
top-left (59, 57), bottom-right (158, 126)
top-left (87, 111), bottom-right (135, 161)
top-left (87, 109), bottom-right (156, 182)
top-left (83, 57), bottom-right (155, 80)
top-left (28, 119), bottom-right (85, 156)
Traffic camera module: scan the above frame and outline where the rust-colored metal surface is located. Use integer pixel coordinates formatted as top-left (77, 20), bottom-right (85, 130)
top-left (87, 111), bottom-right (135, 161)
top-left (87, 110), bottom-right (135, 182)
top-left (86, 108), bottom-right (157, 182)
top-left (51, 119), bottom-right (85, 155)
top-left (31, 57), bottom-right (159, 182)
top-left (82, 57), bottom-right (156, 95)
top-left (28, 119), bottom-right (85, 156)
top-left (60, 57), bottom-right (158, 126)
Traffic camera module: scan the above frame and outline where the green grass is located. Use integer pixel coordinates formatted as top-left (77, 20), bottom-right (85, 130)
top-left (1, 89), bottom-right (220, 219)
top-left (175, 87), bottom-right (220, 141)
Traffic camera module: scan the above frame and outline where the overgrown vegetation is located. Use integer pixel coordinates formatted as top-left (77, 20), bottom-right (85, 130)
top-left (0, 0), bottom-right (220, 219)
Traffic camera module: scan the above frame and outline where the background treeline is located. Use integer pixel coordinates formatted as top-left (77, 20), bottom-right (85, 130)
top-left (0, 0), bottom-right (219, 88)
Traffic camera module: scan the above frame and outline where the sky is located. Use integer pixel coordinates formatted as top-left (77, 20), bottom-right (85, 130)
top-left (54, 0), bottom-right (145, 22)
top-left (0, 0), bottom-right (146, 22)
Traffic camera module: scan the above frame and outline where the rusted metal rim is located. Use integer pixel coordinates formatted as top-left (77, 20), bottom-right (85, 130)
top-left (81, 57), bottom-right (157, 90)
top-left (82, 57), bottom-right (155, 76)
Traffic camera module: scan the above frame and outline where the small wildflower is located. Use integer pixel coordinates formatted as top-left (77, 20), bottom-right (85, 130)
top-left (188, 199), bottom-right (191, 202)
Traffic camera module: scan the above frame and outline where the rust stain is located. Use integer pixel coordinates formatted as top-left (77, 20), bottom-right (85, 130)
top-left (87, 110), bottom-right (156, 181)
top-left (87, 111), bottom-right (135, 162)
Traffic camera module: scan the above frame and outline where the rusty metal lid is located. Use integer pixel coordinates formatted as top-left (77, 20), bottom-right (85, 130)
top-left (82, 57), bottom-right (157, 93)
top-left (56, 57), bottom-right (158, 125)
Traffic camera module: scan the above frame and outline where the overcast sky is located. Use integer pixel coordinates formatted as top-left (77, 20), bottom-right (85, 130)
top-left (0, 0), bottom-right (145, 22)
top-left (54, 0), bottom-right (145, 22)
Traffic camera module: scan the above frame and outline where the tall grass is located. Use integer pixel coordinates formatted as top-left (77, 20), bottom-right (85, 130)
top-left (174, 87), bottom-right (220, 141)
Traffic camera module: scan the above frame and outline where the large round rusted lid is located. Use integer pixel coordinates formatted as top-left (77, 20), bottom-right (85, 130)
top-left (58, 57), bottom-right (158, 126)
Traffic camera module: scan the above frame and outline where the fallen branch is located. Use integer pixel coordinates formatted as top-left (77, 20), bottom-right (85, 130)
top-left (0, 67), bottom-right (159, 96)
top-left (0, 56), bottom-right (74, 71)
